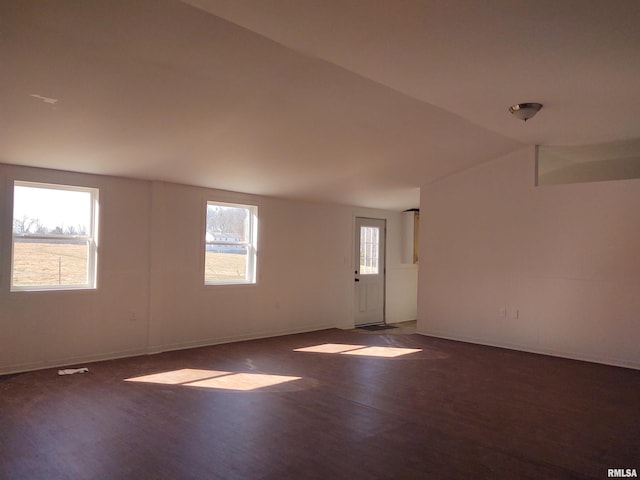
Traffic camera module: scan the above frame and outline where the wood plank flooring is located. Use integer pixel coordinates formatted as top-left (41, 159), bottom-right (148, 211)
top-left (1, 328), bottom-right (639, 479)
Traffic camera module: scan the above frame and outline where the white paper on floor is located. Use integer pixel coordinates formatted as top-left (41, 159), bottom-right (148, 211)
top-left (58, 367), bottom-right (89, 376)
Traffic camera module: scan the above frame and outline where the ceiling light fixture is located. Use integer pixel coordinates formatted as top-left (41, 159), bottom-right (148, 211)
top-left (509, 102), bottom-right (543, 122)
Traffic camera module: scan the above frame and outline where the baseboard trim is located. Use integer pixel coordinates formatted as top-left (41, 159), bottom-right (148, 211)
top-left (0, 347), bottom-right (149, 376)
top-left (1, 323), bottom-right (337, 376)
top-left (417, 328), bottom-right (640, 371)
top-left (147, 323), bottom-right (337, 355)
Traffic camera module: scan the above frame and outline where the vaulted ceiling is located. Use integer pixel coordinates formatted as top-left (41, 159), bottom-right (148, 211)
top-left (2, 1), bottom-right (639, 209)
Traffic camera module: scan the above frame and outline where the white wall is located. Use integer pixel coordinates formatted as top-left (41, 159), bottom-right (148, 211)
top-left (418, 146), bottom-right (640, 369)
top-left (0, 165), bottom-right (152, 373)
top-left (146, 181), bottom-right (355, 351)
top-left (0, 164), bottom-right (417, 374)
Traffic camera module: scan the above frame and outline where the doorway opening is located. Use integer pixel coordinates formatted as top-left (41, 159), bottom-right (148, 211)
top-left (354, 217), bottom-right (386, 327)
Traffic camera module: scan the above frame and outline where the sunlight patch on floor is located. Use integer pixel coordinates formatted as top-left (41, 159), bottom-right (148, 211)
top-left (187, 372), bottom-right (302, 391)
top-left (341, 346), bottom-right (422, 357)
top-left (125, 369), bottom-right (302, 391)
top-left (294, 343), bottom-right (365, 354)
top-left (294, 343), bottom-right (422, 358)
top-left (124, 368), bottom-right (228, 385)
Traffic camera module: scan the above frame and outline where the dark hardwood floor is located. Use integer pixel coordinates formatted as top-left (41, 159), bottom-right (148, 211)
top-left (1, 328), bottom-right (638, 479)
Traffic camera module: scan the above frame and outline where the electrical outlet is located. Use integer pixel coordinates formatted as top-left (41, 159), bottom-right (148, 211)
top-left (510, 308), bottom-right (519, 320)
top-left (499, 307), bottom-right (507, 318)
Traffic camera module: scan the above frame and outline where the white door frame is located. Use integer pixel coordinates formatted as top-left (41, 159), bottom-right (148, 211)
top-left (354, 217), bottom-right (386, 327)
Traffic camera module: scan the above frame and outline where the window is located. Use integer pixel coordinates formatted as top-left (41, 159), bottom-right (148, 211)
top-left (359, 226), bottom-right (379, 274)
top-left (11, 181), bottom-right (99, 291)
top-left (536, 139), bottom-right (640, 186)
top-left (204, 201), bottom-right (257, 284)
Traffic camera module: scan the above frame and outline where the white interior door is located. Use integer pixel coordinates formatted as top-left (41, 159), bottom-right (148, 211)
top-left (354, 217), bottom-right (386, 326)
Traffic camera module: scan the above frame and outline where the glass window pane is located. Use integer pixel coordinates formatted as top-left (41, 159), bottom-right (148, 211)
top-left (12, 240), bottom-right (89, 286)
top-left (11, 181), bottom-right (97, 291)
top-left (537, 138), bottom-right (640, 186)
top-left (206, 205), bottom-right (249, 243)
top-left (13, 186), bottom-right (91, 236)
top-left (204, 202), bottom-right (257, 285)
top-left (204, 247), bottom-right (248, 283)
top-left (359, 226), bottom-right (379, 275)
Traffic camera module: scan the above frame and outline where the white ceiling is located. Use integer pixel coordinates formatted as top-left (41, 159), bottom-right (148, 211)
top-left (2, 1), bottom-right (639, 210)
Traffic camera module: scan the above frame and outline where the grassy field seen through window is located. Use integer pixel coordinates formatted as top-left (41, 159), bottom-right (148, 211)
top-left (12, 242), bottom-right (248, 286)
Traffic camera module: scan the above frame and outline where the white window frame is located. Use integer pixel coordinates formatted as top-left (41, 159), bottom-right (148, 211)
top-left (204, 201), bottom-right (258, 285)
top-left (11, 181), bottom-right (99, 292)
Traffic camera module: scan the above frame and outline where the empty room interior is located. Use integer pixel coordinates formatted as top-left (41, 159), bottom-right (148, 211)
top-left (1, 1), bottom-right (639, 479)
